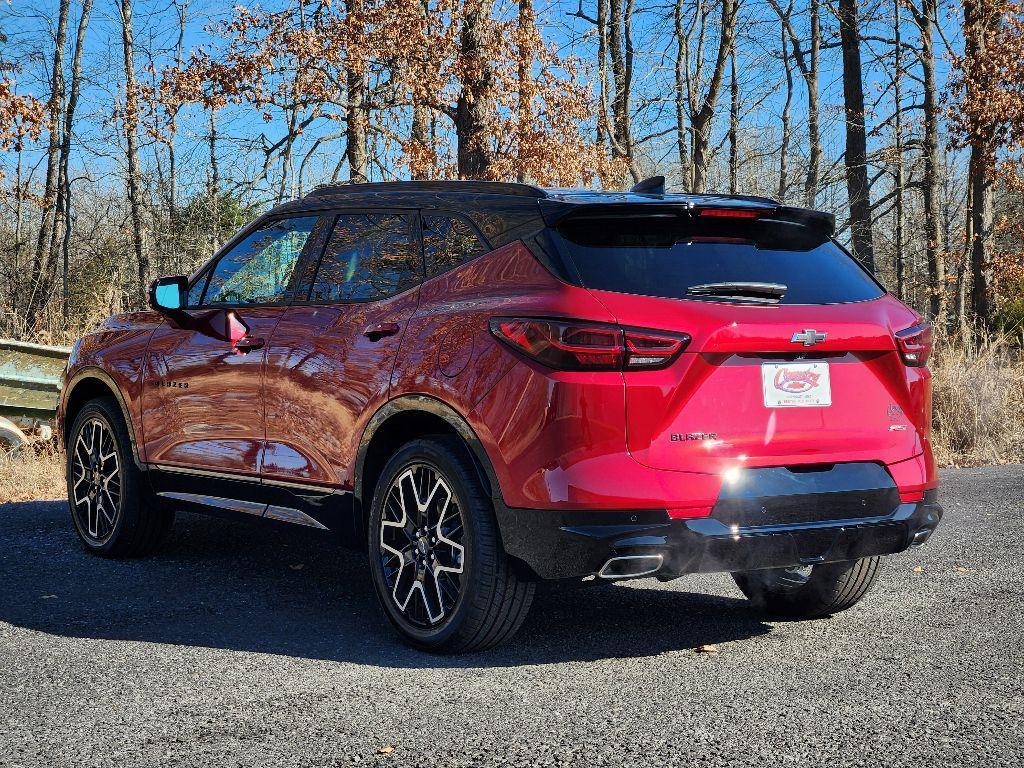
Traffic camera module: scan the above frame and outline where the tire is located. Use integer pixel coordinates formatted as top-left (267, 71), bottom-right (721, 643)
top-left (732, 557), bottom-right (881, 619)
top-left (367, 436), bottom-right (535, 653)
top-left (66, 397), bottom-right (173, 557)
top-left (0, 416), bottom-right (27, 457)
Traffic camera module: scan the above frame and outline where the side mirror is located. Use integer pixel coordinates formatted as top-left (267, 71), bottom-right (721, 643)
top-left (148, 275), bottom-right (188, 313)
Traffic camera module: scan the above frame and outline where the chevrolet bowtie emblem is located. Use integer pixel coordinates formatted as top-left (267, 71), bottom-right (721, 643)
top-left (791, 329), bottom-right (827, 346)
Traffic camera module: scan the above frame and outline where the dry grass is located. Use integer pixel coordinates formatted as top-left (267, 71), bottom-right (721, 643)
top-left (0, 444), bottom-right (65, 504)
top-left (1, 335), bottom-right (1020, 505)
top-left (931, 331), bottom-right (1024, 467)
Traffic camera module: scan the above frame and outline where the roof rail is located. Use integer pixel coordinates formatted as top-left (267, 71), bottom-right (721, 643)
top-left (304, 180), bottom-right (547, 199)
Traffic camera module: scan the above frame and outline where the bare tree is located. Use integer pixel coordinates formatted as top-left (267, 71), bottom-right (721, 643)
top-left (912, 0), bottom-right (945, 321)
top-left (346, 0), bottom-right (369, 182)
top-left (119, 0), bottom-right (148, 300)
top-left (679, 0), bottom-right (738, 193)
top-left (58, 0), bottom-right (94, 321)
top-left (26, 0), bottom-right (70, 329)
top-left (778, 4), bottom-right (794, 202)
top-left (766, 0), bottom-right (821, 205)
top-left (837, 0), bottom-right (875, 271)
top-left (607, 0), bottom-right (638, 183)
top-left (728, 44), bottom-right (738, 194)
top-left (455, 0), bottom-right (495, 178)
top-left (963, 0), bottom-right (996, 327)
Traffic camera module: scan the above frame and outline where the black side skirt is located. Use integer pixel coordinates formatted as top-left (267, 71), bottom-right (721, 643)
top-left (146, 465), bottom-right (356, 542)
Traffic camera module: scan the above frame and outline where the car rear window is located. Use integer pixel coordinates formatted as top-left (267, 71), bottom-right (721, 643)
top-left (547, 214), bottom-right (884, 305)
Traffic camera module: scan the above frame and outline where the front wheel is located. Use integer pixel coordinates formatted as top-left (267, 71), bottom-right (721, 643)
top-left (732, 557), bottom-right (881, 618)
top-left (368, 437), bottom-right (534, 653)
top-left (66, 397), bottom-right (173, 557)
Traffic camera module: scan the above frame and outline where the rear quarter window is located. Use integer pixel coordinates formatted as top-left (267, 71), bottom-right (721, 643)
top-left (422, 212), bottom-right (490, 277)
top-left (549, 215), bottom-right (884, 305)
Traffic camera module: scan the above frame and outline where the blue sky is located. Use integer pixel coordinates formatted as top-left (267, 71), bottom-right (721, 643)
top-left (0, 0), bottom-right (963, 210)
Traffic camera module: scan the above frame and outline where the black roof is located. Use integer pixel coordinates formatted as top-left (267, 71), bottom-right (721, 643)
top-left (262, 180), bottom-right (832, 245)
top-left (303, 180), bottom-right (780, 209)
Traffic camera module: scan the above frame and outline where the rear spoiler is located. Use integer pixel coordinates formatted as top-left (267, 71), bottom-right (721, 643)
top-left (539, 200), bottom-right (836, 238)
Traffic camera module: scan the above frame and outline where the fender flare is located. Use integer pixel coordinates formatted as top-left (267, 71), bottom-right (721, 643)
top-left (354, 394), bottom-right (503, 508)
top-left (62, 368), bottom-right (144, 468)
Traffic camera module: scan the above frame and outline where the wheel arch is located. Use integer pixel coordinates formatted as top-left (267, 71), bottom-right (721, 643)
top-left (62, 369), bottom-right (143, 468)
top-left (355, 395), bottom-right (501, 523)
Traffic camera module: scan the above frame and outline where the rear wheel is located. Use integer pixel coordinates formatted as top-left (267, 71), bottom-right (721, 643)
top-left (732, 557), bottom-right (880, 618)
top-left (368, 437), bottom-right (534, 653)
top-left (66, 398), bottom-right (173, 557)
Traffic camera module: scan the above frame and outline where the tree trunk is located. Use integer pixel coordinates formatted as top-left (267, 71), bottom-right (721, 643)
top-left (596, 0), bottom-right (611, 154)
top-left (26, 0), bottom-right (70, 330)
top-left (607, 0), bottom-right (639, 183)
top-left (779, 12), bottom-right (794, 202)
top-left (674, 0), bottom-right (690, 188)
top-left (456, 0), bottom-right (494, 179)
top-left (59, 0), bottom-right (93, 323)
top-left (516, 0), bottom-right (536, 183)
top-left (768, 0), bottom-right (820, 205)
top-left (893, 0), bottom-right (905, 302)
top-left (346, 0), bottom-right (368, 182)
top-left (968, 147), bottom-right (993, 326)
top-left (837, 0), bottom-right (875, 271)
top-left (690, 0), bottom-right (737, 194)
top-left (169, 0), bottom-right (188, 272)
top-left (119, 0), bottom-right (148, 304)
top-left (962, 0), bottom-right (998, 329)
top-left (805, 0), bottom-right (820, 206)
top-left (409, 0), bottom-right (431, 180)
top-left (728, 45), bottom-right (738, 195)
top-left (918, 0), bottom-right (944, 321)
top-left (209, 107), bottom-right (220, 253)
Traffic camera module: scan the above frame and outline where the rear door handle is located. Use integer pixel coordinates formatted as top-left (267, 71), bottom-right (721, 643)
top-left (363, 322), bottom-right (401, 341)
top-left (233, 336), bottom-right (265, 353)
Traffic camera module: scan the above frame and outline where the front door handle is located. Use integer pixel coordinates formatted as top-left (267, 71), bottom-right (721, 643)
top-left (364, 322), bottom-right (401, 341)
top-left (233, 336), bottom-right (265, 353)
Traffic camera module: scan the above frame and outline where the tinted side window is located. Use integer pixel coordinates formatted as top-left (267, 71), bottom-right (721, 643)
top-left (186, 272), bottom-right (209, 308)
top-left (204, 216), bottom-right (318, 305)
top-left (423, 213), bottom-right (488, 277)
top-left (309, 213), bottom-right (419, 302)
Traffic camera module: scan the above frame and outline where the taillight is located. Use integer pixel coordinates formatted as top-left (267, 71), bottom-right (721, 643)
top-left (895, 323), bottom-right (933, 367)
top-left (489, 317), bottom-right (689, 371)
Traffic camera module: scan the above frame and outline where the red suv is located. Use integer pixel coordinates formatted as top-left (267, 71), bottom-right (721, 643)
top-left (58, 180), bottom-right (942, 653)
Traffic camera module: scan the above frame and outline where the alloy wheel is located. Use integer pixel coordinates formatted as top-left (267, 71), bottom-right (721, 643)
top-left (770, 564), bottom-right (814, 591)
top-left (378, 463), bottom-right (466, 627)
top-left (70, 418), bottom-right (121, 543)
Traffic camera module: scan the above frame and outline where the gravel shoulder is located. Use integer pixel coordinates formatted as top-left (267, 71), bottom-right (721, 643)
top-left (1, 466), bottom-right (1022, 767)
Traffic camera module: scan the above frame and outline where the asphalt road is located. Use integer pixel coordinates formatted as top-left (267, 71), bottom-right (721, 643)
top-left (1, 466), bottom-right (1022, 768)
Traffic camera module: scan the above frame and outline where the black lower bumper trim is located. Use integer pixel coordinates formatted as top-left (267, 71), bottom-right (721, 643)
top-left (496, 491), bottom-right (942, 581)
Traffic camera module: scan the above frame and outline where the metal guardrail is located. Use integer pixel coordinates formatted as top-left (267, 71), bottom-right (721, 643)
top-left (0, 339), bottom-right (72, 448)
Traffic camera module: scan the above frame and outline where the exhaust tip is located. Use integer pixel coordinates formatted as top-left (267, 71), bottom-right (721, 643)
top-left (910, 527), bottom-right (934, 547)
top-left (598, 554), bottom-right (664, 580)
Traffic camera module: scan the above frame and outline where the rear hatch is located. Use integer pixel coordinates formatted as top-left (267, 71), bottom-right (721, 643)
top-left (545, 205), bottom-right (926, 475)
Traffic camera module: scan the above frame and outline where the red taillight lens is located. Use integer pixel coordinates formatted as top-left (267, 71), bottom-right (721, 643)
top-left (696, 207), bottom-right (765, 219)
top-left (895, 323), bottom-right (933, 367)
top-left (490, 318), bottom-right (689, 371)
top-left (624, 329), bottom-right (688, 368)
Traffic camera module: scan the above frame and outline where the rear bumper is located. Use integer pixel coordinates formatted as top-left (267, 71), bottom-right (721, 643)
top-left (496, 490), bottom-right (942, 580)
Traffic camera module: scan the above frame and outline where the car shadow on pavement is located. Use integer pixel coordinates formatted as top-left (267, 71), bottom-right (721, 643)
top-left (0, 500), bottom-right (772, 667)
